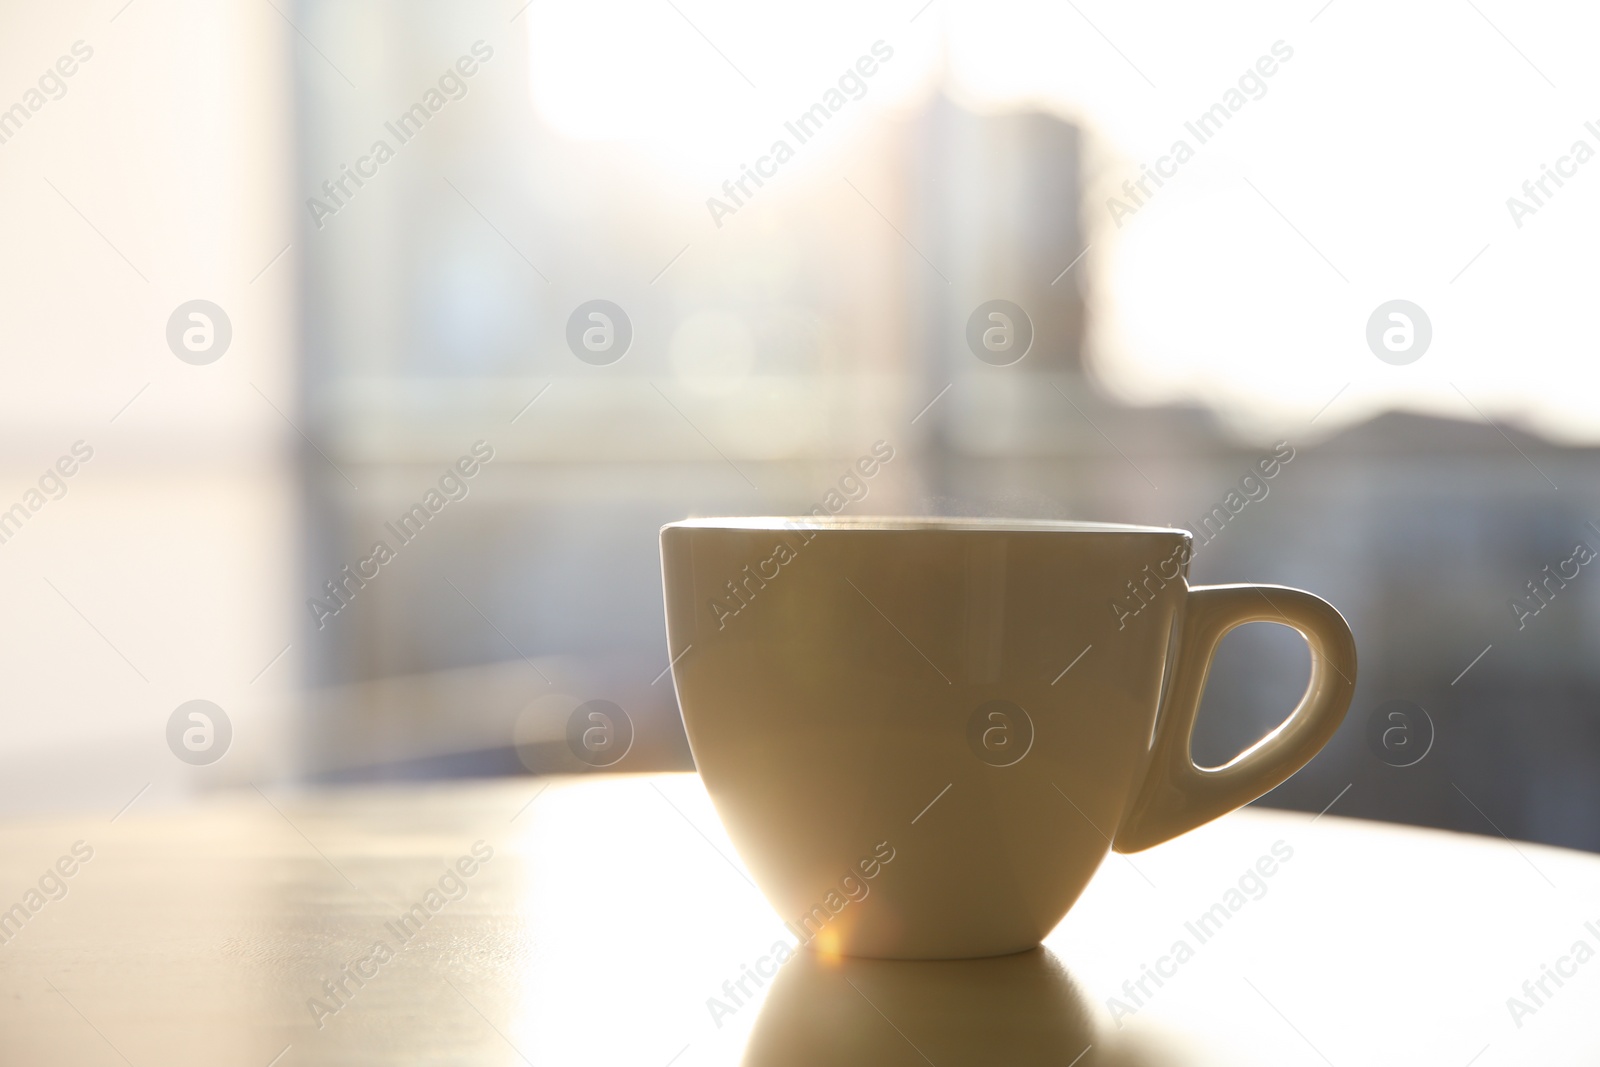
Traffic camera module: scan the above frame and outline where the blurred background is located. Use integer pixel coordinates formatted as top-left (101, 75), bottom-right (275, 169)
top-left (3, 0), bottom-right (1599, 852)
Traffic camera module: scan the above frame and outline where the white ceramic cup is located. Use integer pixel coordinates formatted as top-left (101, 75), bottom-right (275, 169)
top-left (661, 518), bottom-right (1357, 959)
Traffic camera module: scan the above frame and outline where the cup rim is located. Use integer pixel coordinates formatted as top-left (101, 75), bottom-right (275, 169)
top-left (662, 516), bottom-right (1192, 537)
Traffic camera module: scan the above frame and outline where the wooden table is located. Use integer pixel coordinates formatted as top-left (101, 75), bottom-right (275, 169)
top-left (1, 774), bottom-right (1595, 1065)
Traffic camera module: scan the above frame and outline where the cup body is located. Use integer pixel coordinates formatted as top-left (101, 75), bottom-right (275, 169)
top-left (662, 518), bottom-right (1192, 959)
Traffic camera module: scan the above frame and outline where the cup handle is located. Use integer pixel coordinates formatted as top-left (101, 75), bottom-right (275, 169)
top-left (1113, 584), bottom-right (1357, 854)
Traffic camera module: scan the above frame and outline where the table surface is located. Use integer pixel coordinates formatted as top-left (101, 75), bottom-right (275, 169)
top-left (0, 773), bottom-right (1595, 1066)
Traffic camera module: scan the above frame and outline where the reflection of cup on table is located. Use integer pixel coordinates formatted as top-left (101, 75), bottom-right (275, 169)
top-left (742, 947), bottom-right (1106, 1067)
top-left (662, 518), bottom-right (1357, 959)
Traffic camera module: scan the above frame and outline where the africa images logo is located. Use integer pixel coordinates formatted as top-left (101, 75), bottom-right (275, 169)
top-left (166, 300), bottom-right (231, 364)
top-left (706, 441), bottom-right (895, 630)
top-left (305, 42), bottom-right (494, 230)
top-left (166, 700), bottom-right (232, 766)
top-left (704, 41), bottom-right (894, 228)
top-left (1106, 40), bottom-right (1294, 227)
top-left (565, 300), bottom-right (632, 365)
